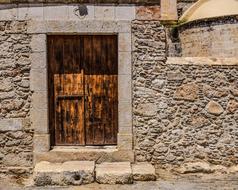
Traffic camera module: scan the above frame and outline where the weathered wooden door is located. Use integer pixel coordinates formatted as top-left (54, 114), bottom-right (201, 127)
top-left (48, 35), bottom-right (118, 146)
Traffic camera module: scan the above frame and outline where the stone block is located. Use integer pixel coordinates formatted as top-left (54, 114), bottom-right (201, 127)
top-left (118, 74), bottom-right (132, 102)
top-left (30, 34), bottom-right (46, 52)
top-left (34, 134), bottom-right (50, 153)
top-left (46, 20), bottom-right (77, 33)
top-left (32, 91), bottom-right (48, 110)
top-left (34, 161), bottom-right (95, 186)
top-left (68, 5), bottom-right (94, 20)
top-left (116, 21), bottom-right (131, 33)
top-left (118, 134), bottom-right (133, 150)
top-left (160, 0), bottom-right (178, 20)
top-left (96, 162), bottom-right (132, 184)
top-left (174, 83), bottom-right (199, 101)
top-left (132, 162), bottom-right (156, 181)
top-left (167, 71), bottom-right (185, 81)
top-left (18, 4), bottom-right (44, 21)
top-left (136, 6), bottom-right (161, 20)
top-left (135, 103), bottom-right (157, 117)
top-left (115, 6), bottom-right (135, 20)
top-left (27, 20), bottom-right (46, 34)
top-left (30, 69), bottom-right (47, 91)
top-left (94, 6), bottom-right (115, 20)
top-left (119, 33), bottom-right (131, 52)
top-left (119, 127), bottom-right (132, 135)
top-left (119, 52), bottom-right (132, 75)
top-left (30, 52), bottom-right (47, 69)
top-left (118, 101), bottom-right (132, 127)
top-left (0, 5), bottom-right (17, 20)
top-left (0, 119), bottom-right (23, 132)
top-left (43, 5), bottom-right (69, 20)
top-left (206, 101), bottom-right (224, 116)
top-left (30, 108), bottom-right (48, 133)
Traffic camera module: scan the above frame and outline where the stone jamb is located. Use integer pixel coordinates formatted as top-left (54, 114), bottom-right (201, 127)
top-left (29, 20), bottom-right (133, 162)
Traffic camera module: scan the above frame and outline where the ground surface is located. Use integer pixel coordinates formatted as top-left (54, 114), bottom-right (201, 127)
top-left (1, 174), bottom-right (238, 190)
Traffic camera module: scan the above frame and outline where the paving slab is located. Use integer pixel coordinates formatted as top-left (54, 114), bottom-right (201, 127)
top-left (33, 161), bottom-right (95, 186)
top-left (96, 162), bottom-right (132, 184)
top-left (132, 162), bottom-right (156, 181)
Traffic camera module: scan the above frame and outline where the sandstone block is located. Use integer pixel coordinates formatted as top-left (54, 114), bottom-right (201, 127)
top-left (115, 6), bottom-right (135, 20)
top-left (118, 52), bottom-right (131, 75)
top-left (117, 134), bottom-right (133, 150)
top-left (175, 83), bottom-right (199, 101)
top-left (206, 101), bottom-right (224, 116)
top-left (30, 69), bottom-right (47, 91)
top-left (118, 74), bottom-right (132, 102)
top-left (30, 34), bottom-right (46, 52)
top-left (132, 162), bottom-right (156, 181)
top-left (136, 6), bottom-right (161, 20)
top-left (44, 5), bottom-right (69, 20)
top-left (119, 33), bottom-right (131, 52)
top-left (34, 161), bottom-right (95, 186)
top-left (118, 101), bottom-right (132, 127)
top-left (227, 99), bottom-right (238, 113)
top-left (18, 4), bottom-right (44, 21)
top-left (33, 134), bottom-right (50, 153)
top-left (94, 6), bottom-right (115, 20)
top-left (96, 162), bottom-right (132, 184)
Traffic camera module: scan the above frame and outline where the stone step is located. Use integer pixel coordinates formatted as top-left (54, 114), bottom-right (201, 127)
top-left (34, 161), bottom-right (156, 186)
top-left (33, 161), bottom-right (95, 186)
top-left (96, 162), bottom-right (133, 184)
top-left (132, 162), bottom-right (156, 181)
top-left (95, 162), bottom-right (156, 184)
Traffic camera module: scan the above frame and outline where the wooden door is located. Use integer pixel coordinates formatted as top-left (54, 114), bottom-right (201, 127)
top-left (48, 35), bottom-right (118, 146)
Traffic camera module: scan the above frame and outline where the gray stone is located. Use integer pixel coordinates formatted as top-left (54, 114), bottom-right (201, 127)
top-left (0, 119), bottom-right (23, 132)
top-left (96, 162), bottom-right (132, 184)
top-left (135, 103), bottom-right (157, 117)
top-left (34, 161), bottom-right (95, 186)
top-left (132, 162), bottom-right (156, 181)
top-left (167, 71), bottom-right (185, 81)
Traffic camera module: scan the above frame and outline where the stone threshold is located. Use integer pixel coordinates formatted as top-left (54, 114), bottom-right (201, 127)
top-left (33, 161), bottom-right (156, 186)
top-left (34, 147), bottom-right (134, 164)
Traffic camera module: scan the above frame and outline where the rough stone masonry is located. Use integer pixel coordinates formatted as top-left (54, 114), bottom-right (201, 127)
top-left (132, 19), bottom-right (238, 172)
top-left (0, 21), bottom-right (33, 178)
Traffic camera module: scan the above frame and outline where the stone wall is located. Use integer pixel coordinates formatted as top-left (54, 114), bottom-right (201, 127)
top-left (0, 21), bottom-right (33, 179)
top-left (179, 17), bottom-right (238, 57)
top-left (132, 20), bottom-right (238, 171)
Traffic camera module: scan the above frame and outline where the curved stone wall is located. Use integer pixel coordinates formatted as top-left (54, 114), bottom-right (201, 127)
top-left (179, 17), bottom-right (238, 57)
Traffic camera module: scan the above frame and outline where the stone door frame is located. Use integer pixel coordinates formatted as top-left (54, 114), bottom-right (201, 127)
top-left (29, 20), bottom-right (133, 161)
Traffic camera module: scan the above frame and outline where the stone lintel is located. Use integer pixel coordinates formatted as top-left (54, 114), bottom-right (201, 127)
top-left (0, 0), bottom-right (160, 5)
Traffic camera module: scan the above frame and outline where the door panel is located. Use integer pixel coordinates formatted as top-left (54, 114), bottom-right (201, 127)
top-left (84, 75), bottom-right (118, 145)
top-left (54, 73), bottom-right (85, 145)
top-left (48, 35), bottom-right (118, 146)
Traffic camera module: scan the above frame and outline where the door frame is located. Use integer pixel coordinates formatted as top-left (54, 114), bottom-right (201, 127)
top-left (30, 20), bottom-right (133, 160)
top-left (48, 35), bottom-right (119, 146)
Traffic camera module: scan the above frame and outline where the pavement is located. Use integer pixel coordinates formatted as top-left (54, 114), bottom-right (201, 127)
top-left (1, 174), bottom-right (238, 190)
